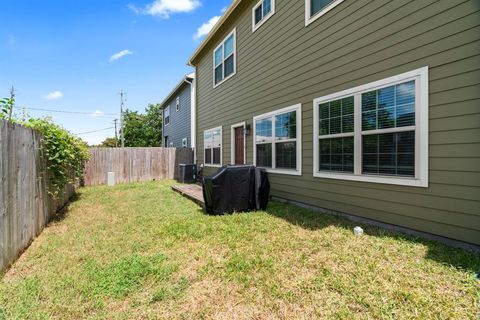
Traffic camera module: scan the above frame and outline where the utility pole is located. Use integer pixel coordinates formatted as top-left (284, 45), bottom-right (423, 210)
top-left (8, 86), bottom-right (15, 121)
top-left (113, 119), bottom-right (118, 147)
top-left (119, 90), bottom-right (125, 148)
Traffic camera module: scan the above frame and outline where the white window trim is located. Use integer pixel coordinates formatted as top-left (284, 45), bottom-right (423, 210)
top-left (253, 104), bottom-right (302, 176)
top-left (305, 0), bottom-right (344, 27)
top-left (164, 105), bottom-right (170, 126)
top-left (204, 126), bottom-right (223, 168)
top-left (231, 122), bottom-right (246, 165)
top-left (176, 97), bottom-right (180, 112)
top-left (312, 66), bottom-right (429, 187)
top-left (252, 0), bottom-right (276, 33)
top-left (212, 28), bottom-right (237, 89)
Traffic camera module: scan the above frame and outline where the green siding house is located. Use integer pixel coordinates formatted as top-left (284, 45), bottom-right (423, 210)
top-left (188, 0), bottom-right (480, 245)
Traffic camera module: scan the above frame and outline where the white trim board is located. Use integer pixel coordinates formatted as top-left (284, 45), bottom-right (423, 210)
top-left (253, 103), bottom-right (302, 176)
top-left (305, 0), bottom-right (345, 27)
top-left (252, 0), bottom-right (276, 33)
top-left (164, 105), bottom-right (171, 126)
top-left (203, 126), bottom-right (223, 167)
top-left (212, 28), bottom-right (237, 89)
top-left (231, 122), bottom-right (247, 165)
top-left (312, 66), bottom-right (429, 187)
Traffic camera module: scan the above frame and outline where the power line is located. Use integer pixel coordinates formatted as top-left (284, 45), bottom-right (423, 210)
top-left (74, 127), bottom-right (115, 135)
top-left (13, 106), bottom-right (118, 117)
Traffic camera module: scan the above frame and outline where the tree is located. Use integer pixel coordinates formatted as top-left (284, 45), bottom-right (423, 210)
top-left (144, 103), bottom-right (163, 146)
top-left (122, 103), bottom-right (163, 147)
top-left (99, 137), bottom-right (119, 147)
top-left (98, 103), bottom-right (163, 148)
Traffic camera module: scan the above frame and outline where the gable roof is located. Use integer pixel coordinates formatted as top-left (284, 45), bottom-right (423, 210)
top-left (159, 72), bottom-right (195, 109)
top-left (188, 0), bottom-right (243, 66)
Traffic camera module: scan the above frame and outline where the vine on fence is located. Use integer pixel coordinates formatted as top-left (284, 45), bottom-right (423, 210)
top-left (1, 99), bottom-right (90, 197)
top-left (0, 97), bottom-right (14, 120)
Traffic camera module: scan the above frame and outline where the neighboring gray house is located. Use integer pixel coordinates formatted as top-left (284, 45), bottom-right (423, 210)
top-left (160, 73), bottom-right (195, 148)
top-left (188, 0), bottom-right (480, 246)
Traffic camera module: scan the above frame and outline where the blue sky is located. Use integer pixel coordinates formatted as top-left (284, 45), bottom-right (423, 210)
top-left (0, 0), bottom-right (229, 144)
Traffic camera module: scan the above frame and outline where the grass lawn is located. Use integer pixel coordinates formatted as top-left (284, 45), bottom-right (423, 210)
top-left (0, 181), bottom-right (479, 319)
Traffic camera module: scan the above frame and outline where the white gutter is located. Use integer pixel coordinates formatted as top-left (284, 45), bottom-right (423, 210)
top-left (184, 75), bottom-right (196, 162)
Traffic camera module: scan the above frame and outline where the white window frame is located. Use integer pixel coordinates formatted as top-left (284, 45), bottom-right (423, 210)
top-left (204, 126), bottom-right (223, 167)
top-left (231, 122), bottom-right (246, 165)
top-left (252, 0), bottom-right (276, 33)
top-left (164, 105), bottom-right (170, 126)
top-left (305, 0), bottom-right (344, 27)
top-left (176, 97), bottom-right (180, 111)
top-left (313, 67), bottom-right (429, 187)
top-left (253, 104), bottom-right (302, 176)
top-left (212, 28), bottom-right (237, 88)
top-left (182, 138), bottom-right (188, 148)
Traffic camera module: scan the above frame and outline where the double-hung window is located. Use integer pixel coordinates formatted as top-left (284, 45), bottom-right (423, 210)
top-left (305, 0), bottom-right (344, 26)
top-left (164, 106), bottom-right (170, 126)
top-left (313, 67), bottom-right (429, 187)
top-left (254, 104), bottom-right (302, 175)
top-left (252, 0), bottom-right (275, 32)
top-left (204, 127), bottom-right (222, 166)
top-left (213, 29), bottom-right (236, 87)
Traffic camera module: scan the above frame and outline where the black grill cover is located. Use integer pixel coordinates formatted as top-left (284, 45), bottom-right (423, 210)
top-left (202, 165), bottom-right (270, 215)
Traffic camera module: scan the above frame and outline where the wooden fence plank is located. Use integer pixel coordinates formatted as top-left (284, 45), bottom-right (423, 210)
top-left (0, 119), bottom-right (74, 273)
top-left (83, 147), bottom-right (194, 186)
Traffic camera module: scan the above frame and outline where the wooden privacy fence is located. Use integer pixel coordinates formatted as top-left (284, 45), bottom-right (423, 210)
top-left (83, 147), bottom-right (194, 186)
top-left (0, 120), bottom-right (74, 273)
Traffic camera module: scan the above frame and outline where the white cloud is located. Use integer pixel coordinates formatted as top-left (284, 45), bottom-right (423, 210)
top-left (90, 110), bottom-right (104, 117)
top-left (129, 0), bottom-right (200, 18)
top-left (44, 91), bottom-right (64, 100)
top-left (109, 49), bottom-right (134, 62)
top-left (194, 15), bottom-right (221, 40)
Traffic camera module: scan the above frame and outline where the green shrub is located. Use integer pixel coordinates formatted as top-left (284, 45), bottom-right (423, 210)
top-left (24, 118), bottom-right (89, 196)
top-left (2, 96), bottom-right (89, 196)
top-left (0, 97), bottom-right (14, 119)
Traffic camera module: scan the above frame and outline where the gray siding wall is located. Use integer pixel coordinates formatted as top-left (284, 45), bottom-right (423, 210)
top-left (194, 0), bottom-right (480, 245)
top-left (163, 82), bottom-right (192, 148)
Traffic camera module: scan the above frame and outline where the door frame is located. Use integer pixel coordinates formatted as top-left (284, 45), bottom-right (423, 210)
top-left (231, 122), bottom-right (246, 165)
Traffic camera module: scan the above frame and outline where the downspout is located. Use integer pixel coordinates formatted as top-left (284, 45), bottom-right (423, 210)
top-left (160, 108), bottom-right (165, 147)
top-left (185, 76), bottom-right (196, 163)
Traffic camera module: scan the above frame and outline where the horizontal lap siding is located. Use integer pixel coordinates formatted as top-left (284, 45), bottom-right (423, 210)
top-left (163, 84), bottom-right (192, 148)
top-left (195, 0), bottom-right (480, 244)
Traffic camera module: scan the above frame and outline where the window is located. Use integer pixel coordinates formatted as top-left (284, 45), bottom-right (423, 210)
top-left (164, 106), bottom-right (170, 126)
top-left (176, 97), bottom-right (180, 111)
top-left (313, 67), bottom-right (429, 187)
top-left (305, 0), bottom-right (344, 26)
top-left (213, 29), bottom-right (236, 87)
top-left (318, 96), bottom-right (354, 173)
top-left (252, 0), bottom-right (275, 32)
top-left (182, 138), bottom-right (188, 148)
top-left (253, 104), bottom-right (302, 175)
top-left (204, 127), bottom-right (222, 166)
